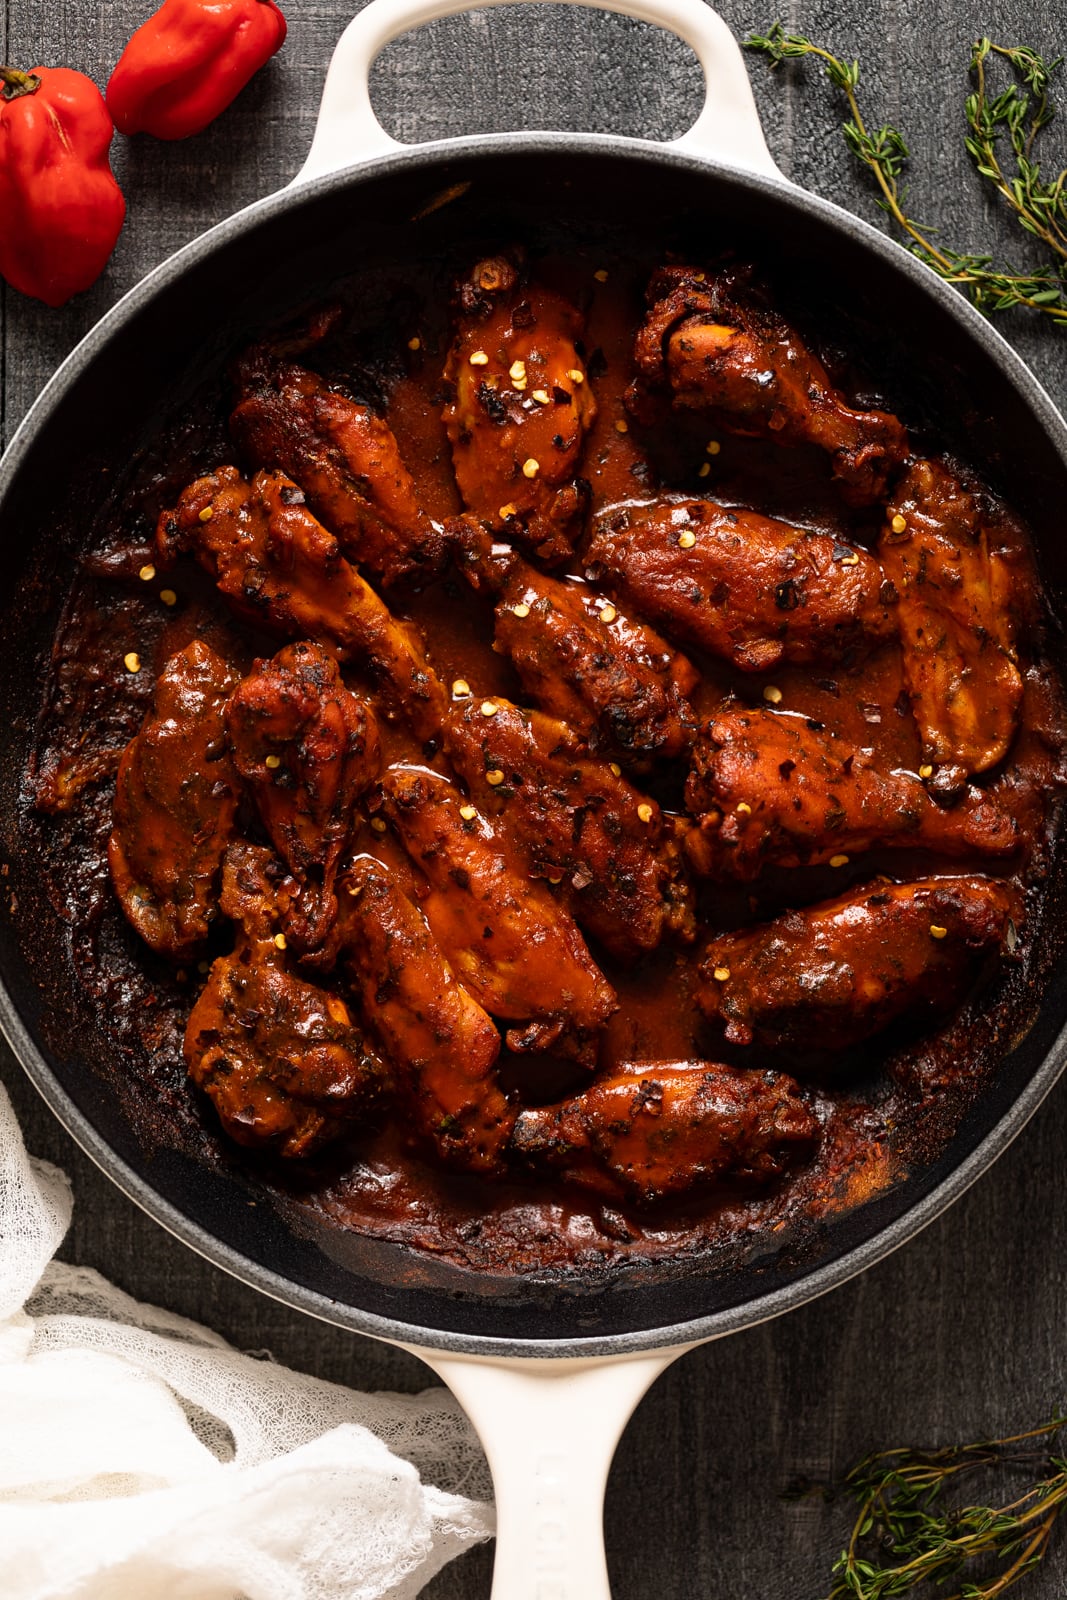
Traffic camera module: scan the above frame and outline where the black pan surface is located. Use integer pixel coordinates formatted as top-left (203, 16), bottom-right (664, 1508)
top-left (2, 138), bottom-right (1066, 1357)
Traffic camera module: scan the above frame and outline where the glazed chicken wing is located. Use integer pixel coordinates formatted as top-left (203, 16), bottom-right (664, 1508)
top-left (225, 641), bottom-right (382, 955)
top-left (697, 876), bottom-right (1017, 1051)
top-left (512, 1059), bottom-right (818, 1204)
top-left (444, 694), bottom-right (695, 962)
top-left (684, 709), bottom-right (1018, 880)
top-left (108, 639), bottom-right (240, 960)
top-left (629, 264), bottom-right (909, 505)
top-left (881, 459), bottom-right (1023, 786)
top-left (156, 466), bottom-right (447, 743)
top-left (379, 766), bottom-right (616, 1064)
top-left (452, 515), bottom-right (698, 761)
top-left (231, 336), bottom-right (443, 587)
top-left (186, 843), bottom-right (387, 1157)
top-left (337, 856), bottom-right (512, 1172)
top-left (442, 255), bottom-right (597, 565)
top-left (586, 498), bottom-right (895, 673)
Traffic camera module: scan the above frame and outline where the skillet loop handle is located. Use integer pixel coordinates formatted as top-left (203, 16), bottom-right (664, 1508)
top-left (415, 1347), bottom-right (685, 1600)
top-left (296, 0), bottom-right (781, 186)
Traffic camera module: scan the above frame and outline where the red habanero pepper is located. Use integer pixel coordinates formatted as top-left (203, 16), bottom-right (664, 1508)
top-left (107, 0), bottom-right (287, 141)
top-left (0, 66), bottom-right (126, 308)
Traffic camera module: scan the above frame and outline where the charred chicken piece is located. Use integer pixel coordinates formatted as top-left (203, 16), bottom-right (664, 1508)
top-left (512, 1059), bottom-right (819, 1204)
top-left (442, 255), bottom-right (597, 565)
top-left (452, 515), bottom-right (698, 761)
top-left (629, 264), bottom-right (909, 505)
top-left (697, 876), bottom-right (1017, 1051)
top-left (108, 639), bottom-right (240, 961)
top-left (156, 466), bottom-right (448, 743)
top-left (586, 498), bottom-right (895, 673)
top-left (444, 694), bottom-right (695, 963)
top-left (186, 843), bottom-right (387, 1158)
top-left (230, 336), bottom-right (443, 587)
top-left (337, 856), bottom-right (512, 1172)
top-left (225, 642), bottom-right (382, 955)
top-left (684, 709), bottom-right (1018, 880)
top-left (379, 766), bottom-right (616, 1065)
top-left (881, 459), bottom-right (1023, 786)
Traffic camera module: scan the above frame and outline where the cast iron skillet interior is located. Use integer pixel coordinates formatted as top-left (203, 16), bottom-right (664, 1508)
top-left (2, 141), bottom-right (1067, 1357)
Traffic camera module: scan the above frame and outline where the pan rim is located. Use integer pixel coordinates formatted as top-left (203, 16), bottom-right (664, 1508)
top-left (3, 129), bottom-right (1067, 1360)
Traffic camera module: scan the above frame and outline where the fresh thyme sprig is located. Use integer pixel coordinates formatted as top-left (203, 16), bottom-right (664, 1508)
top-left (826, 1416), bottom-right (1067, 1598)
top-left (745, 24), bottom-right (1067, 324)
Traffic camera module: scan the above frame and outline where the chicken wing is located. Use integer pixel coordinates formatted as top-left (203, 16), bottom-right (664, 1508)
top-left (337, 855), bottom-right (512, 1172)
top-left (585, 498), bottom-right (896, 673)
top-left (442, 255), bottom-right (597, 565)
top-left (880, 459), bottom-right (1023, 785)
top-left (697, 876), bottom-right (1017, 1051)
top-left (186, 843), bottom-right (387, 1157)
top-left (379, 766), bottom-right (616, 1064)
top-left (230, 336), bottom-right (443, 587)
top-left (512, 1059), bottom-right (818, 1204)
top-left (108, 639), bottom-right (240, 961)
top-left (225, 642), bottom-right (381, 955)
top-left (452, 515), bottom-right (698, 761)
top-left (629, 264), bottom-right (909, 505)
top-left (684, 709), bottom-right (1018, 880)
top-left (444, 694), bottom-right (695, 962)
top-left (156, 466), bottom-right (447, 743)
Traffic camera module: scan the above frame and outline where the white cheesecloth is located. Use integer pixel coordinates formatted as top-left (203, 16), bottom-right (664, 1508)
top-left (0, 1083), bottom-right (494, 1598)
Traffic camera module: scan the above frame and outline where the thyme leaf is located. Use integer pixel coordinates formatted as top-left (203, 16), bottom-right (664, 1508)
top-left (819, 1415), bottom-right (1067, 1598)
top-left (745, 24), bottom-right (1067, 325)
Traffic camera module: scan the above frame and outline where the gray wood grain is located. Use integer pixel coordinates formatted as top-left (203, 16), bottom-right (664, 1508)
top-left (3, 2), bottom-right (1067, 1595)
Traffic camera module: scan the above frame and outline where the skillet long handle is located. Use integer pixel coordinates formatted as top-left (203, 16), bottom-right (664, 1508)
top-left (411, 1346), bottom-right (688, 1599)
top-left (296, 0), bottom-right (781, 185)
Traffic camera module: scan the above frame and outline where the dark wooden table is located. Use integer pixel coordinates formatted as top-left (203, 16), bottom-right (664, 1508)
top-left (3, 2), bottom-right (1065, 1595)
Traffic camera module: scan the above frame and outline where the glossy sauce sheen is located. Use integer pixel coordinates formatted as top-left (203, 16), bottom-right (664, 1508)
top-left (26, 248), bottom-right (1067, 1276)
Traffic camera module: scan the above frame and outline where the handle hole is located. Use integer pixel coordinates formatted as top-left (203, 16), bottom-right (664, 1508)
top-left (370, 4), bottom-right (703, 144)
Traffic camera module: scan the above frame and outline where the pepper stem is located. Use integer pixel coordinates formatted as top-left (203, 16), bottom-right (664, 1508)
top-left (0, 66), bottom-right (41, 101)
